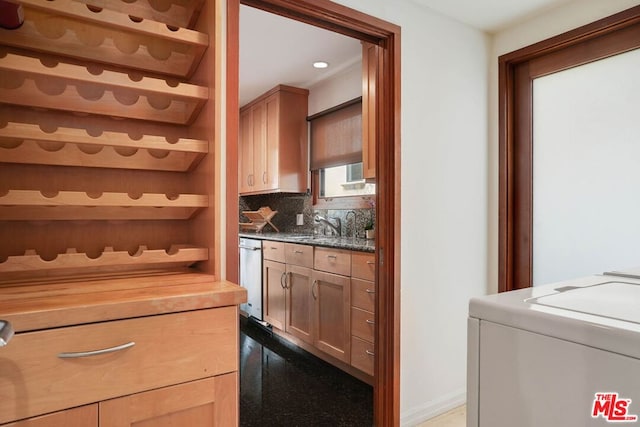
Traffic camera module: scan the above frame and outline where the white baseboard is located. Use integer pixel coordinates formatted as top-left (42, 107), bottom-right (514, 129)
top-left (400, 388), bottom-right (466, 426)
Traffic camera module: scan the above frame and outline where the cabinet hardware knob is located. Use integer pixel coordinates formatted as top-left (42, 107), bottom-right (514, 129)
top-left (366, 319), bottom-right (375, 325)
top-left (58, 341), bottom-right (135, 359)
top-left (0, 320), bottom-right (14, 347)
top-left (365, 350), bottom-right (375, 356)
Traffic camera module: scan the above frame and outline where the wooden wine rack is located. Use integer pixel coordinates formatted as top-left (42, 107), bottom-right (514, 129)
top-left (0, 245), bottom-right (208, 282)
top-left (0, 121), bottom-right (207, 171)
top-left (0, 0), bottom-right (218, 283)
top-left (0, 0), bottom-right (208, 77)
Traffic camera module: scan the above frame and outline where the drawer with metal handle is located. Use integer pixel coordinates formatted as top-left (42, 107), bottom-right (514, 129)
top-left (263, 240), bottom-right (285, 262)
top-left (314, 246), bottom-right (351, 276)
top-left (351, 306), bottom-right (375, 343)
top-left (284, 243), bottom-right (313, 268)
top-left (351, 251), bottom-right (375, 281)
top-left (351, 335), bottom-right (374, 376)
top-left (0, 307), bottom-right (237, 425)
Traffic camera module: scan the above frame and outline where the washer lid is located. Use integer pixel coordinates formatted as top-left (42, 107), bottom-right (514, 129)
top-left (528, 281), bottom-right (640, 325)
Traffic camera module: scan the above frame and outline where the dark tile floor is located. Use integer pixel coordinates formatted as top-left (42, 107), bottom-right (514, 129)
top-left (240, 317), bottom-right (374, 426)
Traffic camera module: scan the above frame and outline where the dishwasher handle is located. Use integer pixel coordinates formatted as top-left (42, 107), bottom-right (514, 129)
top-left (239, 245), bottom-right (261, 251)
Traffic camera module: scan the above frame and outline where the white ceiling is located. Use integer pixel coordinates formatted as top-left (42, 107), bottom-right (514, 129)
top-left (409, 0), bottom-right (573, 32)
top-left (238, 0), bottom-right (572, 106)
top-left (239, 5), bottom-right (361, 107)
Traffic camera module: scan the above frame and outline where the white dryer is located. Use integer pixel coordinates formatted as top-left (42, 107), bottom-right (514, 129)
top-left (468, 273), bottom-right (640, 426)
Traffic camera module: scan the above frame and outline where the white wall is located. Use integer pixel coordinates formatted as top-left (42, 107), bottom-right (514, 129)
top-left (308, 60), bottom-right (361, 115)
top-left (488, 0), bottom-right (640, 294)
top-left (332, 1), bottom-right (490, 424)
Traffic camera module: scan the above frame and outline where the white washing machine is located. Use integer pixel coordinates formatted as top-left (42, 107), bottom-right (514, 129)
top-left (468, 272), bottom-right (640, 426)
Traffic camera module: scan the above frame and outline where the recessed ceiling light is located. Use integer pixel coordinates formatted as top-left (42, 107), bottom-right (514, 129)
top-left (313, 61), bottom-right (329, 69)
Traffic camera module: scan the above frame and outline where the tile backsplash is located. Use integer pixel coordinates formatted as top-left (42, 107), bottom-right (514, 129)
top-left (239, 193), bottom-right (375, 238)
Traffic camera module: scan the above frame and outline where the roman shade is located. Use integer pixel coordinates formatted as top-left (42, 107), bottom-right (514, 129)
top-left (308, 97), bottom-right (362, 171)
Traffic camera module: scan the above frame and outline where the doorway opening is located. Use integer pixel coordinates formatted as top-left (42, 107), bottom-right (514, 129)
top-left (225, 0), bottom-right (401, 424)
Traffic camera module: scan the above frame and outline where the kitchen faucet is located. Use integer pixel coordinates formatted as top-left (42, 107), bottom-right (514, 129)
top-left (314, 214), bottom-right (341, 236)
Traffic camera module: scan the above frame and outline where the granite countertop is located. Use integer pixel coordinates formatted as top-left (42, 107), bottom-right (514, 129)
top-left (238, 231), bottom-right (375, 253)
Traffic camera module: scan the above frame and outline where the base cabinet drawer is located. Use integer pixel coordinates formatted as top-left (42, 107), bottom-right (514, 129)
top-left (351, 336), bottom-right (374, 376)
top-left (351, 306), bottom-right (375, 343)
top-left (263, 241), bottom-right (285, 262)
top-left (0, 307), bottom-right (237, 424)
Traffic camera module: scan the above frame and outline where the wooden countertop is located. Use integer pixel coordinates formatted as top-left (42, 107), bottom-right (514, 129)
top-left (0, 271), bottom-right (247, 332)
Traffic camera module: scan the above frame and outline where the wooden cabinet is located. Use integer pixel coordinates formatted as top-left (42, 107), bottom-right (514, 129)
top-left (362, 41), bottom-right (378, 180)
top-left (99, 375), bottom-right (237, 427)
top-left (285, 263), bottom-right (314, 345)
top-left (2, 405), bottom-right (97, 427)
top-left (0, 0), bottom-right (221, 283)
top-left (263, 258), bottom-right (287, 330)
top-left (350, 252), bottom-right (376, 375)
top-left (0, 275), bottom-right (244, 426)
top-left (263, 243), bottom-right (313, 345)
top-left (239, 85), bottom-right (309, 195)
top-left (261, 241), bottom-right (375, 378)
top-left (311, 269), bottom-right (351, 363)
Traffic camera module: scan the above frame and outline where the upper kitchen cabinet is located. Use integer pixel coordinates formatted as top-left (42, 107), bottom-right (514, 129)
top-left (362, 41), bottom-right (378, 180)
top-left (239, 85), bottom-right (309, 195)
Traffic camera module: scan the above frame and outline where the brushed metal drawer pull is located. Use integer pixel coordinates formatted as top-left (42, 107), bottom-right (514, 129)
top-left (366, 261), bottom-right (375, 265)
top-left (365, 350), bottom-right (375, 356)
top-left (312, 280), bottom-right (318, 299)
top-left (366, 319), bottom-right (375, 325)
top-left (365, 289), bottom-right (375, 294)
top-left (327, 255), bottom-right (337, 259)
top-left (58, 341), bottom-right (135, 359)
top-left (293, 250), bottom-right (303, 254)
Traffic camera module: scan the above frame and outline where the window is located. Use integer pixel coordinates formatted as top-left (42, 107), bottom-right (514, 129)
top-left (498, 6), bottom-right (640, 292)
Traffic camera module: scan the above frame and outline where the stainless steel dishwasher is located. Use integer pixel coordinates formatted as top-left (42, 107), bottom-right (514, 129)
top-left (239, 238), bottom-right (263, 320)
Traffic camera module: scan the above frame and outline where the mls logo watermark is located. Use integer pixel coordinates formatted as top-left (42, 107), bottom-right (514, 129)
top-left (592, 393), bottom-right (638, 423)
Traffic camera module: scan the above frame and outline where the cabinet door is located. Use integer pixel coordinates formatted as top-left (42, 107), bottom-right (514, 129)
top-left (285, 264), bottom-right (313, 345)
top-left (263, 92), bottom-right (280, 191)
top-left (2, 405), bottom-right (97, 427)
top-left (263, 259), bottom-right (286, 330)
top-left (100, 374), bottom-right (237, 427)
top-left (311, 270), bottom-right (351, 363)
top-left (239, 107), bottom-right (254, 194)
top-left (251, 101), bottom-right (267, 192)
top-left (362, 41), bottom-right (378, 180)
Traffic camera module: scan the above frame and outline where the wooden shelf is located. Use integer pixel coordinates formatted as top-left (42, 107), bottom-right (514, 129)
top-left (0, 51), bottom-right (208, 124)
top-left (75, 0), bottom-right (206, 29)
top-left (0, 245), bottom-right (209, 282)
top-left (0, 0), bottom-right (208, 77)
top-left (0, 190), bottom-right (208, 220)
top-left (0, 121), bottom-right (207, 171)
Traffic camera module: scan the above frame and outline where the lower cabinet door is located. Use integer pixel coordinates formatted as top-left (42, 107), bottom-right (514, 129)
top-left (2, 405), bottom-right (97, 427)
top-left (311, 270), bottom-right (351, 363)
top-left (263, 259), bottom-right (286, 330)
top-left (286, 264), bottom-right (313, 344)
top-left (100, 374), bottom-right (237, 427)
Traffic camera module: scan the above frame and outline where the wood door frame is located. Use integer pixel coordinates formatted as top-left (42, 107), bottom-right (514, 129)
top-left (225, 0), bottom-right (402, 424)
top-left (498, 5), bottom-right (640, 292)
